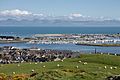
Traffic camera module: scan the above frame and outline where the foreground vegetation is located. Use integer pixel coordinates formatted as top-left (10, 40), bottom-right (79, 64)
top-left (0, 54), bottom-right (120, 80)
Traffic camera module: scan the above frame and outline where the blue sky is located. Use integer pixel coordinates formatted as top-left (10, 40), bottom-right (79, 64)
top-left (0, 0), bottom-right (120, 18)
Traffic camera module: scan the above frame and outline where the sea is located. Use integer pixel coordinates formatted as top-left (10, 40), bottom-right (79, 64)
top-left (0, 26), bottom-right (120, 54)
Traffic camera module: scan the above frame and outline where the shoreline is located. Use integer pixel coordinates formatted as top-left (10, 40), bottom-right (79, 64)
top-left (0, 40), bottom-right (29, 43)
top-left (76, 43), bottom-right (120, 47)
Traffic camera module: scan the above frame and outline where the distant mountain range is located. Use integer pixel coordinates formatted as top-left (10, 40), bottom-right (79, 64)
top-left (0, 9), bottom-right (120, 26)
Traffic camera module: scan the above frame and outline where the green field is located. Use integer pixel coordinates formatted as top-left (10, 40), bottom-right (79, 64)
top-left (0, 54), bottom-right (120, 80)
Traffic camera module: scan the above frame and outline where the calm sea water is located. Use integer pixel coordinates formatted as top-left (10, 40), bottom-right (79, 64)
top-left (0, 26), bottom-right (120, 54)
top-left (0, 43), bottom-right (120, 54)
top-left (0, 27), bottom-right (120, 37)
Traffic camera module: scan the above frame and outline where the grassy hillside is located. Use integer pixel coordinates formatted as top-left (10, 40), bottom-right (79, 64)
top-left (0, 54), bottom-right (120, 80)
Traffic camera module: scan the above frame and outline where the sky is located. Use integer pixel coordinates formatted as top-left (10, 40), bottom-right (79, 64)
top-left (0, 0), bottom-right (120, 18)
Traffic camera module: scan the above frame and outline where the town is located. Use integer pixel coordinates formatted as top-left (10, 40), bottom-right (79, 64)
top-left (0, 46), bottom-right (78, 64)
top-left (0, 33), bottom-right (120, 46)
top-left (30, 34), bottom-right (120, 45)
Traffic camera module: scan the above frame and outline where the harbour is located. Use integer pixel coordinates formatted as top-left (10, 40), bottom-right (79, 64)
top-left (0, 41), bottom-right (120, 54)
top-left (0, 27), bottom-right (120, 54)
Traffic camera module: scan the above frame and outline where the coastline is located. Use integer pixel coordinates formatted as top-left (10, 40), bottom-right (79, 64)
top-left (0, 40), bottom-right (28, 43)
top-left (76, 43), bottom-right (120, 47)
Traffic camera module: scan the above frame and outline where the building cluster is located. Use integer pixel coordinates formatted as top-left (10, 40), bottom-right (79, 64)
top-left (0, 46), bottom-right (75, 64)
top-left (0, 36), bottom-right (15, 40)
top-left (29, 34), bottom-right (120, 44)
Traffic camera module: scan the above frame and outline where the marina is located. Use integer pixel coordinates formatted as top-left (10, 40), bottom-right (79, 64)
top-left (0, 27), bottom-right (120, 54)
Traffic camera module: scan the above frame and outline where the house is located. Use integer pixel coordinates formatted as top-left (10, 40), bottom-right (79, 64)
top-left (0, 36), bottom-right (15, 40)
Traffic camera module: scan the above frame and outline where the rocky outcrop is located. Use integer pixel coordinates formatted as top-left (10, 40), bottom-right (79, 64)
top-left (106, 75), bottom-right (120, 80)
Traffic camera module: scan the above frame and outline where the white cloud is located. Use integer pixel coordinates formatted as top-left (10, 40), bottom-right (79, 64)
top-left (117, 18), bottom-right (120, 21)
top-left (0, 9), bottom-right (32, 16)
top-left (33, 13), bottom-right (44, 16)
top-left (0, 9), bottom-right (114, 21)
top-left (0, 9), bottom-right (45, 20)
top-left (70, 13), bottom-right (83, 17)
